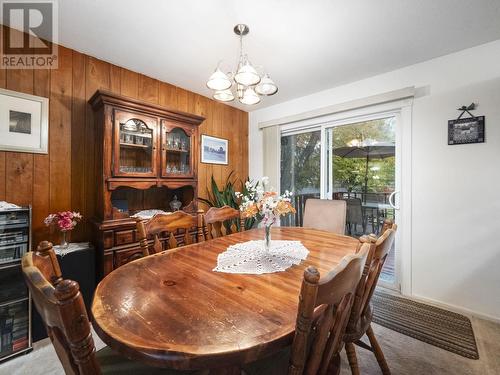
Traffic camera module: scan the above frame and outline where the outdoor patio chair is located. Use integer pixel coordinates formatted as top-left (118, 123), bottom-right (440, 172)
top-left (345, 197), bottom-right (365, 235)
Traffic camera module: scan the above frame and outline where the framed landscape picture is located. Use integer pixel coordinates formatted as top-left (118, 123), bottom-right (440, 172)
top-left (0, 88), bottom-right (49, 154)
top-left (201, 134), bottom-right (228, 165)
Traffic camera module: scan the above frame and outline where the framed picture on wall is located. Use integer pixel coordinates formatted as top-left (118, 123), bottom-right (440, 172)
top-left (0, 88), bottom-right (49, 153)
top-left (201, 134), bottom-right (228, 165)
top-left (448, 116), bottom-right (485, 145)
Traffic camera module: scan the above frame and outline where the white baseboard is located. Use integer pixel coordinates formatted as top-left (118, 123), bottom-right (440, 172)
top-left (403, 293), bottom-right (500, 324)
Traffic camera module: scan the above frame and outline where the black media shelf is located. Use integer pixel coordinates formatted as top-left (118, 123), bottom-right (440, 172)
top-left (0, 207), bottom-right (32, 363)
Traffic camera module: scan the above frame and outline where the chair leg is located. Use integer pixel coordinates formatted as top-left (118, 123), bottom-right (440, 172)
top-left (366, 325), bottom-right (391, 375)
top-left (327, 353), bottom-right (341, 375)
top-left (344, 342), bottom-right (360, 375)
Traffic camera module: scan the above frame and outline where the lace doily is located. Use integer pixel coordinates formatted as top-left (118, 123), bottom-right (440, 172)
top-left (213, 240), bottom-right (309, 274)
top-left (53, 242), bottom-right (91, 257)
top-left (0, 201), bottom-right (20, 210)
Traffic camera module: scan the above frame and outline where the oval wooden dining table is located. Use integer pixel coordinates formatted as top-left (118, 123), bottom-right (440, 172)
top-left (91, 227), bottom-right (359, 373)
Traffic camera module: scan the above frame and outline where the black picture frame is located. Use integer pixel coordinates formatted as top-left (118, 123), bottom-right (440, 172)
top-left (448, 116), bottom-right (485, 145)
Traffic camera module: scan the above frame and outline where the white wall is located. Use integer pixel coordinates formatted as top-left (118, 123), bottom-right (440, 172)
top-left (248, 40), bottom-right (500, 320)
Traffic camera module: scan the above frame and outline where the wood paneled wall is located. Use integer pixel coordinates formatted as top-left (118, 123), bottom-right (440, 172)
top-left (0, 27), bottom-right (249, 245)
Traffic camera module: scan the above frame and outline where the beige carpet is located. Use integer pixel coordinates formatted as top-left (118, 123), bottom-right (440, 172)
top-left (339, 317), bottom-right (500, 375)
top-left (0, 329), bottom-right (106, 375)
top-left (1, 316), bottom-right (499, 375)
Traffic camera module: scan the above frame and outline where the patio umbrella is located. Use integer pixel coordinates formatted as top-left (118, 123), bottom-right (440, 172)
top-left (332, 141), bottom-right (395, 202)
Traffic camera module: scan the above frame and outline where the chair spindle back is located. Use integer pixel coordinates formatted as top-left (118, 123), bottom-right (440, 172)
top-left (137, 210), bottom-right (204, 256)
top-left (22, 241), bottom-right (100, 375)
top-left (203, 205), bottom-right (244, 240)
top-left (350, 219), bottom-right (397, 325)
top-left (289, 242), bottom-right (372, 375)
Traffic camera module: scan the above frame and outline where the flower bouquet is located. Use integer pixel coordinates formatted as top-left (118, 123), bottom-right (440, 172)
top-left (236, 177), bottom-right (295, 251)
top-left (44, 211), bottom-right (83, 247)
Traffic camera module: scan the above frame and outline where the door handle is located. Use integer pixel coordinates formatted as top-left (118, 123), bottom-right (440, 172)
top-left (389, 191), bottom-right (400, 210)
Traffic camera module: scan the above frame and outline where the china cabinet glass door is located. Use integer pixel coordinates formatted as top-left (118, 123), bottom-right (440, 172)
top-left (113, 111), bottom-right (158, 177)
top-left (161, 122), bottom-right (193, 178)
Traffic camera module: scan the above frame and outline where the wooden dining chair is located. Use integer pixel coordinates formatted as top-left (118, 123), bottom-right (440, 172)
top-left (137, 210), bottom-right (204, 257)
top-left (22, 241), bottom-right (197, 375)
top-left (343, 219), bottom-right (397, 375)
top-left (302, 198), bottom-right (347, 235)
top-left (243, 241), bottom-right (373, 375)
top-left (203, 205), bottom-right (245, 240)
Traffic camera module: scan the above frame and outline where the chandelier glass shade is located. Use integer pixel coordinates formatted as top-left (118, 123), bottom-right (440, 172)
top-left (240, 87), bottom-right (261, 105)
top-left (207, 24), bottom-right (277, 106)
top-left (213, 89), bottom-right (235, 102)
top-left (234, 60), bottom-right (261, 86)
top-left (255, 74), bottom-right (278, 96)
top-left (206, 68), bottom-right (232, 91)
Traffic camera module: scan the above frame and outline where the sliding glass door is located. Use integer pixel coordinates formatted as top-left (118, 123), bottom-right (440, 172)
top-left (279, 115), bottom-right (401, 290)
top-left (280, 129), bottom-right (321, 226)
top-left (325, 118), bottom-right (395, 233)
top-left (325, 117), bottom-right (398, 288)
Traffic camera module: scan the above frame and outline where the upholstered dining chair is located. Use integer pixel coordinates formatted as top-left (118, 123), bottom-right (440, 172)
top-left (343, 219), bottom-right (397, 375)
top-left (22, 241), bottom-right (202, 375)
top-left (203, 205), bottom-right (245, 240)
top-left (137, 210), bottom-right (204, 257)
top-left (302, 198), bottom-right (347, 235)
top-left (243, 241), bottom-right (373, 375)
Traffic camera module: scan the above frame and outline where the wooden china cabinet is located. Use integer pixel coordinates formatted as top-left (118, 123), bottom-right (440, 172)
top-left (88, 91), bottom-right (204, 279)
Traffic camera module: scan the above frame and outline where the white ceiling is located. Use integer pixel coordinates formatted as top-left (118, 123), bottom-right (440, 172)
top-left (54, 0), bottom-right (500, 111)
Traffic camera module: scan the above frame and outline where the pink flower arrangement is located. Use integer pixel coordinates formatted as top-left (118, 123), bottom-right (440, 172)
top-left (44, 211), bottom-right (82, 232)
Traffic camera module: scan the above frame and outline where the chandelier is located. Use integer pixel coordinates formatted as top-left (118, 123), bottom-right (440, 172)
top-left (207, 24), bottom-right (278, 105)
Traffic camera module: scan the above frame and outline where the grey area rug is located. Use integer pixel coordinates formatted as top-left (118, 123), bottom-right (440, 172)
top-left (371, 291), bottom-right (479, 359)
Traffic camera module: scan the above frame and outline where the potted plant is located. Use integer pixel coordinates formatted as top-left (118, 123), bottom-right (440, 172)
top-left (198, 171), bottom-right (259, 230)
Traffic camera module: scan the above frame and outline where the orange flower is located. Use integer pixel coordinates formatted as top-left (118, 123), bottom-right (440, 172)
top-left (242, 204), bottom-right (259, 218)
top-left (287, 201), bottom-right (297, 214)
top-left (275, 201), bottom-right (296, 216)
top-left (263, 191), bottom-right (277, 198)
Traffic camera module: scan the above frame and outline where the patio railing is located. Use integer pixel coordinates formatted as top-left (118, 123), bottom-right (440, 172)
top-left (282, 191), bottom-right (394, 232)
top-left (332, 191), bottom-right (391, 204)
top-left (281, 193), bottom-right (320, 227)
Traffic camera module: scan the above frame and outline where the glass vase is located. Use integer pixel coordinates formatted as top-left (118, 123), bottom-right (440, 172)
top-left (60, 231), bottom-right (68, 248)
top-left (264, 224), bottom-right (272, 251)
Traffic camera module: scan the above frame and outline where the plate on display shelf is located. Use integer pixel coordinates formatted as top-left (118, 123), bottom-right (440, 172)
top-left (131, 209), bottom-right (172, 220)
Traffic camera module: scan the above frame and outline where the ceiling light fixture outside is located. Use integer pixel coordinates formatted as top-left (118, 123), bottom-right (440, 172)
top-left (207, 24), bottom-right (278, 106)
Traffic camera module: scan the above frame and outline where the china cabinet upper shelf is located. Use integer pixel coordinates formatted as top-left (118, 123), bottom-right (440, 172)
top-left (89, 90), bottom-right (204, 186)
